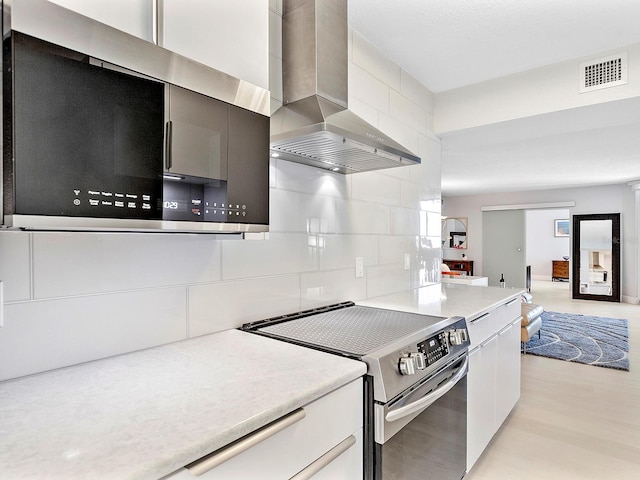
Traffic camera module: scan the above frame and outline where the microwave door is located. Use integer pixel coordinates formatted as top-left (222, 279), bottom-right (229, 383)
top-left (165, 85), bottom-right (228, 181)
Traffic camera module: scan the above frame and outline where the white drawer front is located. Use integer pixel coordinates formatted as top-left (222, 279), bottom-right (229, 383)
top-left (467, 310), bottom-right (496, 348)
top-left (494, 297), bottom-right (521, 331)
top-left (164, 378), bottom-right (363, 480)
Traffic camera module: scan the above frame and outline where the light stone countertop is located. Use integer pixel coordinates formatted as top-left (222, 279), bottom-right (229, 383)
top-left (0, 329), bottom-right (366, 480)
top-left (359, 283), bottom-right (524, 320)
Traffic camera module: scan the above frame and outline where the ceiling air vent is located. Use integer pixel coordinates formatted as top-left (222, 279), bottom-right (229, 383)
top-left (580, 52), bottom-right (628, 93)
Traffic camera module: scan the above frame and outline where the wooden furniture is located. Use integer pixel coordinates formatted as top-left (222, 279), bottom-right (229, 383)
top-left (443, 259), bottom-right (474, 276)
top-left (552, 260), bottom-right (569, 281)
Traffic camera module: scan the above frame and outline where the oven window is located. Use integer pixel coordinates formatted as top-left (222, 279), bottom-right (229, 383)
top-left (375, 378), bottom-right (467, 480)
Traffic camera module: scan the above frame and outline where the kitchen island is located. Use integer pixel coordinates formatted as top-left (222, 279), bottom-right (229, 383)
top-left (0, 329), bottom-right (366, 480)
top-left (359, 282), bottom-right (522, 321)
top-left (361, 283), bottom-right (525, 472)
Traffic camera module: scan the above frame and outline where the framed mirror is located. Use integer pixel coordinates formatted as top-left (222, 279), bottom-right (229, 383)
top-left (442, 217), bottom-right (468, 249)
top-left (572, 213), bottom-right (620, 302)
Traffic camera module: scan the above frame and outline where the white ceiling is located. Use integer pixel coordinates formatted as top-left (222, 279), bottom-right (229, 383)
top-left (348, 0), bottom-right (640, 196)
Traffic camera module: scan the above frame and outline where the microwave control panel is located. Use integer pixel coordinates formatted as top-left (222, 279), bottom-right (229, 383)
top-left (70, 188), bottom-right (159, 217)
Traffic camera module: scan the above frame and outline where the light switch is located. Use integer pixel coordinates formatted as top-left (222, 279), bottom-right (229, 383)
top-left (355, 257), bottom-right (364, 278)
top-left (404, 253), bottom-right (411, 271)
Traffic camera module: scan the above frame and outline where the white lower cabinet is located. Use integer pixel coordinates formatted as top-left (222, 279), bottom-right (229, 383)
top-left (467, 334), bottom-right (497, 470)
top-left (496, 318), bottom-right (522, 426)
top-left (466, 297), bottom-right (522, 473)
top-left (161, 378), bottom-right (363, 480)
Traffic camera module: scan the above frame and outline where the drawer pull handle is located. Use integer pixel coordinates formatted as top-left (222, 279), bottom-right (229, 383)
top-left (471, 312), bottom-right (491, 324)
top-left (504, 298), bottom-right (518, 306)
top-left (186, 408), bottom-right (306, 476)
top-left (289, 435), bottom-right (357, 480)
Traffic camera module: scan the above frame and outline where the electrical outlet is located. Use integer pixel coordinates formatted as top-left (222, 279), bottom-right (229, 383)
top-left (355, 257), bottom-right (364, 278)
top-left (404, 253), bottom-right (411, 271)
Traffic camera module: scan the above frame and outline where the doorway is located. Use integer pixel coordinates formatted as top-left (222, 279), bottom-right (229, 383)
top-left (482, 209), bottom-right (526, 288)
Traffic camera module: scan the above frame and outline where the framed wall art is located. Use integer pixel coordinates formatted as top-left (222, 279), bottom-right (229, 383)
top-left (554, 219), bottom-right (570, 237)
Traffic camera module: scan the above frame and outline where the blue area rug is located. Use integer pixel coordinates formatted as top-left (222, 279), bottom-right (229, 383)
top-left (524, 311), bottom-right (629, 371)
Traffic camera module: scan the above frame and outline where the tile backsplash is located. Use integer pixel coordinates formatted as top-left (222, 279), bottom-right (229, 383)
top-left (0, 27), bottom-right (441, 381)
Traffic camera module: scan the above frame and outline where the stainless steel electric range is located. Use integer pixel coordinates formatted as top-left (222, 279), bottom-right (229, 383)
top-left (241, 301), bottom-right (470, 480)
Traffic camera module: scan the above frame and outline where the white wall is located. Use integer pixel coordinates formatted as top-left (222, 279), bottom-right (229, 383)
top-left (526, 209), bottom-right (570, 279)
top-left (442, 184), bottom-right (638, 302)
top-left (435, 43), bottom-right (640, 134)
top-left (0, 12), bottom-right (441, 381)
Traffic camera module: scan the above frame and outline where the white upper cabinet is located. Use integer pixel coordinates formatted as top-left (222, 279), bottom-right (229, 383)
top-left (47, 0), bottom-right (270, 89)
top-left (160, 0), bottom-right (270, 90)
top-left (47, 0), bottom-right (154, 41)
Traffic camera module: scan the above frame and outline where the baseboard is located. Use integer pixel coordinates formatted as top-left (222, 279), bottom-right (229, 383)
top-left (621, 295), bottom-right (640, 304)
top-left (531, 275), bottom-right (549, 281)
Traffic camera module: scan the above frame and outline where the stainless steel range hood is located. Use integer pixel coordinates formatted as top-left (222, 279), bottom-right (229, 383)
top-left (270, 0), bottom-right (421, 174)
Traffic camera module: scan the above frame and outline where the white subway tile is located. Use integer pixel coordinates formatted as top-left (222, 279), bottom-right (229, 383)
top-left (270, 158), bottom-right (278, 189)
top-left (401, 180), bottom-right (420, 208)
top-left (416, 245), bottom-right (442, 287)
top-left (32, 233), bottom-right (222, 298)
top-left (374, 162), bottom-right (419, 183)
top-left (420, 134), bottom-right (443, 176)
top-left (0, 288), bottom-right (187, 381)
top-left (221, 232), bottom-right (317, 279)
top-left (319, 234), bottom-right (379, 271)
top-left (350, 171), bottom-right (401, 206)
top-left (335, 199), bottom-right (390, 235)
top-left (390, 90), bottom-right (428, 136)
top-left (351, 29), bottom-right (401, 90)
top-left (418, 190), bottom-right (442, 211)
top-left (378, 236), bottom-right (419, 265)
top-left (378, 113), bottom-right (421, 155)
top-left (390, 206), bottom-right (421, 235)
top-left (0, 231), bottom-right (31, 301)
top-left (366, 264), bottom-right (410, 298)
top-left (349, 64), bottom-right (390, 114)
top-left (347, 95), bottom-right (381, 129)
top-left (273, 159), bottom-right (351, 198)
top-left (422, 211), bottom-right (442, 237)
top-left (300, 269), bottom-right (367, 309)
top-left (270, 189), bottom-right (337, 234)
top-left (401, 70), bottom-right (434, 114)
top-left (188, 275), bottom-right (300, 336)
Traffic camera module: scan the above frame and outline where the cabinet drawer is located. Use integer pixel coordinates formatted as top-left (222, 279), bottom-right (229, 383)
top-left (494, 297), bottom-right (520, 331)
top-left (163, 379), bottom-right (363, 480)
top-left (467, 310), bottom-right (496, 348)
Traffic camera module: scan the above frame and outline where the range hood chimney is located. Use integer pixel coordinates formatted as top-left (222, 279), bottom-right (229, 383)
top-left (270, 0), bottom-right (421, 174)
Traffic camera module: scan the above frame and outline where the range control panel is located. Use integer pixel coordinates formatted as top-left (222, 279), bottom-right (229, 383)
top-left (417, 331), bottom-right (450, 367)
top-left (397, 324), bottom-right (469, 376)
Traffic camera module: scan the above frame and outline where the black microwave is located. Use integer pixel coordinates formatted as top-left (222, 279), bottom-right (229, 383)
top-left (3, 32), bottom-right (269, 234)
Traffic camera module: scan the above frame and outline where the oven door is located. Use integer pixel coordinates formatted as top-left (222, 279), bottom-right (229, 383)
top-left (373, 352), bottom-right (468, 480)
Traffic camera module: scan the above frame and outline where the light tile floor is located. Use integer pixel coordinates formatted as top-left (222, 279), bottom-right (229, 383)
top-left (465, 280), bottom-right (640, 480)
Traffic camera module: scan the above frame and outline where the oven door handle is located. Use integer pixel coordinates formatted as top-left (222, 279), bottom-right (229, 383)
top-left (385, 356), bottom-right (468, 422)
